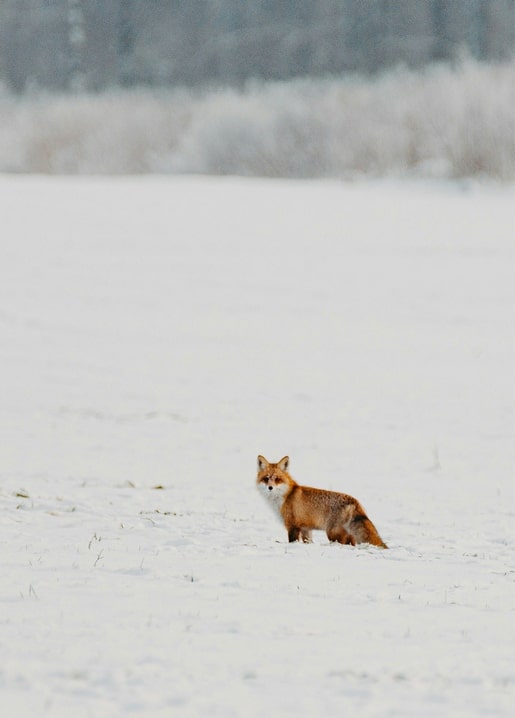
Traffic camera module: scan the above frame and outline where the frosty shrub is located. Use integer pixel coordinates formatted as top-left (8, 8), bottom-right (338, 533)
top-left (0, 87), bottom-right (193, 174)
top-left (168, 82), bottom-right (331, 178)
top-left (0, 58), bottom-right (513, 179)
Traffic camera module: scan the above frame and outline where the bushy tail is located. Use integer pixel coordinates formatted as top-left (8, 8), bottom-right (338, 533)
top-left (351, 514), bottom-right (388, 548)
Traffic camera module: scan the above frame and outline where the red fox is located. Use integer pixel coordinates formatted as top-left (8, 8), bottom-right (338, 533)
top-left (257, 455), bottom-right (387, 548)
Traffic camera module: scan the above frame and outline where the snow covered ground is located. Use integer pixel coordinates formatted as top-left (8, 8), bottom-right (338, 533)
top-left (1, 175), bottom-right (513, 717)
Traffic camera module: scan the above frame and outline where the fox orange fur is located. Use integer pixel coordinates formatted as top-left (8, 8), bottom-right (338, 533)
top-left (257, 455), bottom-right (387, 548)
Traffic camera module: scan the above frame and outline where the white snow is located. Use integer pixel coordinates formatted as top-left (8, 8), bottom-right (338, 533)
top-left (1, 175), bottom-right (514, 717)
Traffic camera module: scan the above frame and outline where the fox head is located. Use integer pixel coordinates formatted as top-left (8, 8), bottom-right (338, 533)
top-left (256, 455), bottom-right (294, 506)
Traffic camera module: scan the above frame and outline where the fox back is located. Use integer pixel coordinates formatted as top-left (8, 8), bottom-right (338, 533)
top-left (256, 455), bottom-right (387, 548)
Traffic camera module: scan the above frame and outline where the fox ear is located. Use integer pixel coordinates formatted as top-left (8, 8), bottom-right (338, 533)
top-left (257, 455), bottom-right (269, 471)
top-left (277, 456), bottom-right (289, 472)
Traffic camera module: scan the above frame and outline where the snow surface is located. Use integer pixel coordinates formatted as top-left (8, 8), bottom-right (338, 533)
top-left (1, 175), bottom-right (514, 717)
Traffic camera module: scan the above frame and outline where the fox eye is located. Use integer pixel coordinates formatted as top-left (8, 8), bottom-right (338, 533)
top-left (275, 477), bottom-right (282, 484)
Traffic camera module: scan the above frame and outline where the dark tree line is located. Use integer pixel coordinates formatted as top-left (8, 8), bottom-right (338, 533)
top-left (0, 0), bottom-right (513, 93)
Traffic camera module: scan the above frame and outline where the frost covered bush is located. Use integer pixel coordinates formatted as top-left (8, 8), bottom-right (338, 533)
top-left (169, 82), bottom-right (331, 177)
top-left (0, 59), bottom-right (513, 179)
top-left (0, 88), bottom-right (193, 174)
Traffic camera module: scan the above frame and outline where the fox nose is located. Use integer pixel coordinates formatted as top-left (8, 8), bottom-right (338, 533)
top-left (268, 485), bottom-right (273, 491)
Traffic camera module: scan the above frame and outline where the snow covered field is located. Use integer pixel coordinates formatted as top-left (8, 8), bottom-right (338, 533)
top-left (1, 175), bottom-right (513, 717)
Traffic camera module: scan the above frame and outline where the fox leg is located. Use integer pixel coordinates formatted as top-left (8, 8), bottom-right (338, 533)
top-left (288, 527), bottom-right (301, 542)
top-left (326, 525), bottom-right (356, 545)
top-left (287, 527), bottom-right (311, 542)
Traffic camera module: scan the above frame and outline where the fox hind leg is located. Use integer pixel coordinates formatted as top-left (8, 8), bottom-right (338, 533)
top-left (326, 525), bottom-right (356, 545)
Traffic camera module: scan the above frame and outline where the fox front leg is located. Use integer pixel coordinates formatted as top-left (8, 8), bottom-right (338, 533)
top-left (287, 527), bottom-right (312, 543)
top-left (300, 529), bottom-right (312, 543)
top-left (288, 527), bottom-right (302, 542)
